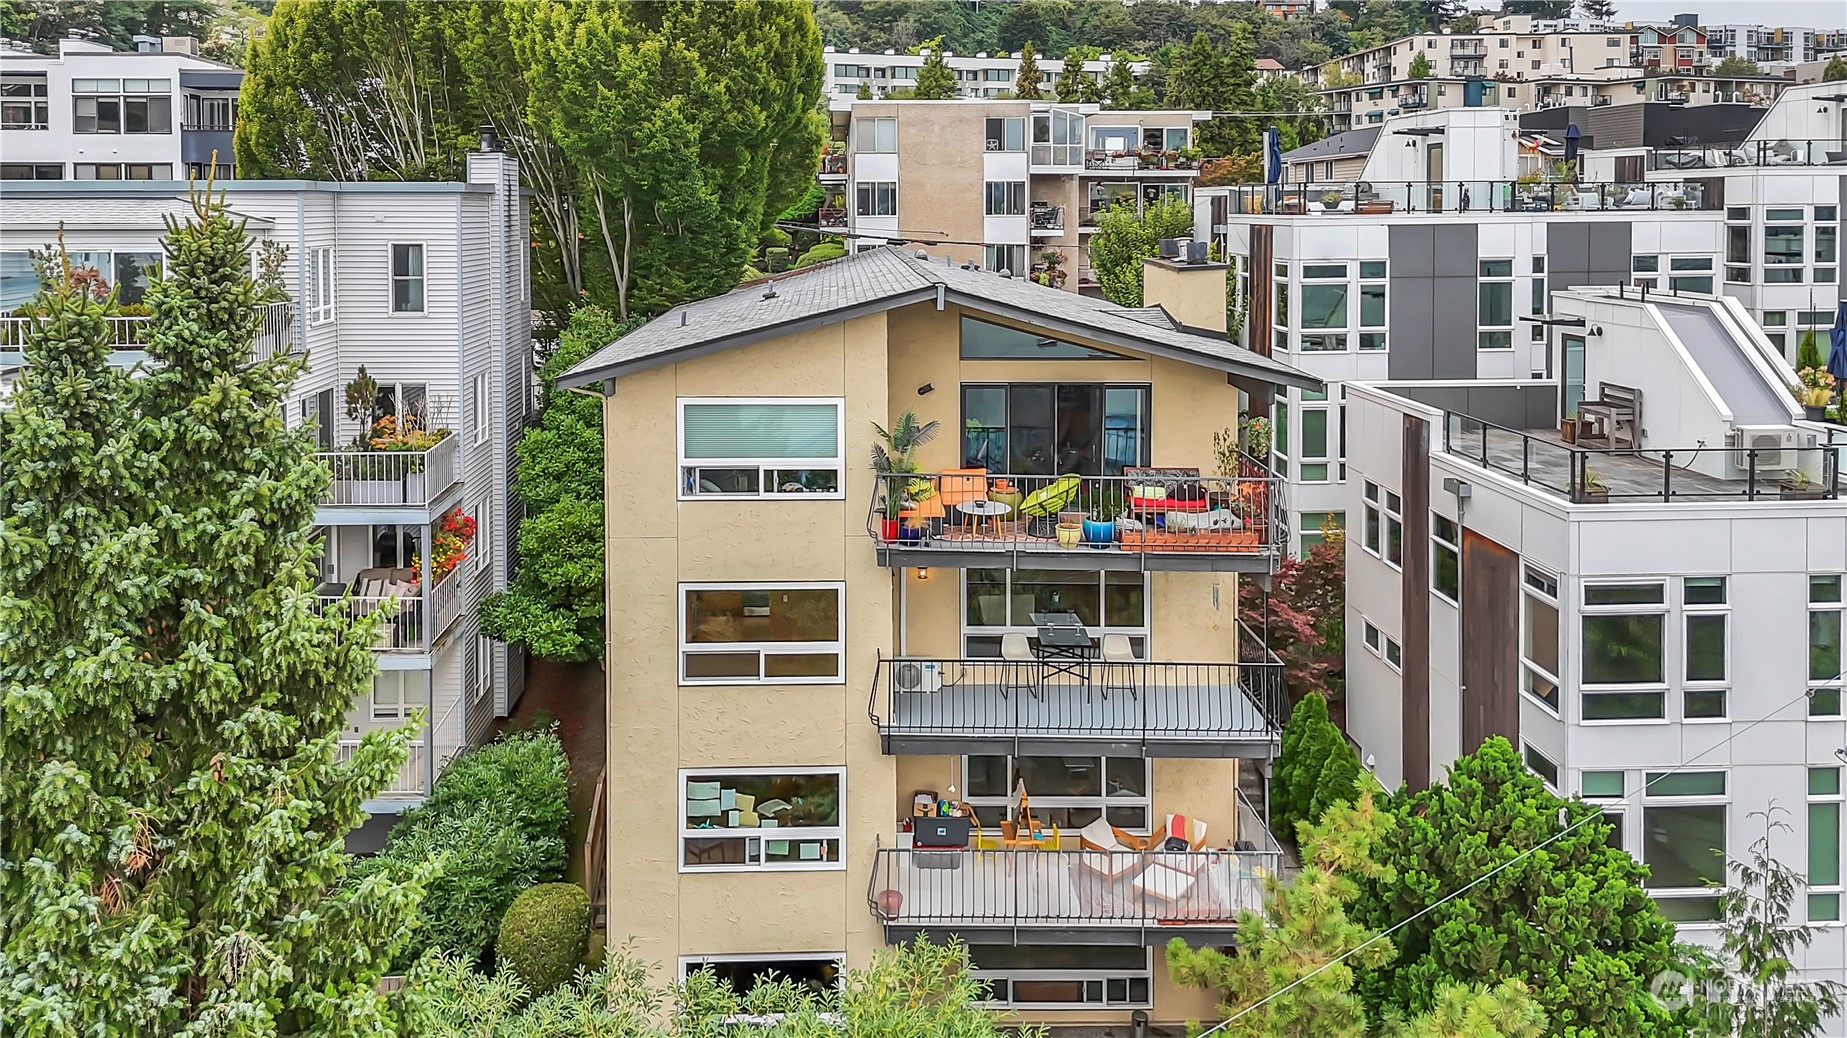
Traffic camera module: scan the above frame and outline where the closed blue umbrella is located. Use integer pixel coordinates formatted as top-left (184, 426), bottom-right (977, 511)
top-left (1828, 299), bottom-right (1847, 386)
top-left (1265, 126), bottom-right (1282, 185)
top-left (1563, 122), bottom-right (1581, 163)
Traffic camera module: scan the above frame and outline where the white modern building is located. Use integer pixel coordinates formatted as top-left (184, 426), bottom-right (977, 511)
top-left (1340, 286), bottom-right (1846, 987)
top-left (823, 46), bottom-right (1146, 110)
top-left (0, 140), bottom-right (532, 819)
top-left (0, 36), bottom-right (241, 181)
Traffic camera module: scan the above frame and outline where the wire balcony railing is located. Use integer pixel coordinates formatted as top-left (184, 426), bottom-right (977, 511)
top-left (868, 846), bottom-right (1280, 940)
top-left (316, 433), bottom-right (459, 508)
top-left (1223, 179), bottom-right (1718, 216)
top-left (869, 656), bottom-right (1285, 755)
top-left (868, 463), bottom-right (1285, 566)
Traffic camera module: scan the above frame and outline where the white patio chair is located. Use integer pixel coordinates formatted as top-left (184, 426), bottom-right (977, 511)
top-left (1000, 632), bottom-right (1039, 699)
top-left (1099, 634), bottom-right (1139, 700)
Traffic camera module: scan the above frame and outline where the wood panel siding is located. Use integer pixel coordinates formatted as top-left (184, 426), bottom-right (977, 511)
top-left (1248, 224), bottom-right (1273, 358)
top-left (1400, 415), bottom-right (1431, 791)
top-left (1460, 528), bottom-right (1520, 754)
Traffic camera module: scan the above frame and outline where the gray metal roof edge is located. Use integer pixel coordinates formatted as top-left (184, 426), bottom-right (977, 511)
top-left (0, 179), bottom-right (493, 197)
top-left (554, 287), bottom-right (939, 392)
top-left (938, 289), bottom-right (1321, 392)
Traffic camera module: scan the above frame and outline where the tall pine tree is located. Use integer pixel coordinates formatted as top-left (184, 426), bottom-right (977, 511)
top-left (914, 37), bottom-right (958, 99)
top-left (1056, 47), bottom-right (1086, 102)
top-left (0, 192), bottom-right (428, 1033)
top-left (1014, 39), bottom-right (1044, 99)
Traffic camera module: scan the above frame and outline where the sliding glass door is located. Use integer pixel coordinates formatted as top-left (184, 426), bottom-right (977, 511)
top-left (961, 383), bottom-right (1151, 475)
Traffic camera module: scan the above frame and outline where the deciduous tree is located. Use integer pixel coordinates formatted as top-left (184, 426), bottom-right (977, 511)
top-left (1086, 193), bottom-right (1194, 306)
top-left (482, 306), bottom-right (638, 662)
top-left (0, 192), bottom-right (426, 1033)
top-left (1713, 55), bottom-right (1764, 77)
top-left (1241, 528), bottom-right (1345, 697)
top-left (1354, 738), bottom-right (1683, 1037)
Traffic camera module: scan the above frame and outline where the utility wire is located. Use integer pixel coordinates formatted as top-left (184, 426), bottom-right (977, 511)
top-left (1195, 681), bottom-right (1835, 1036)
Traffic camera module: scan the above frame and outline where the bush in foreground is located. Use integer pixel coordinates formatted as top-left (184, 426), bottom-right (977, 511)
top-left (496, 883), bottom-right (590, 995)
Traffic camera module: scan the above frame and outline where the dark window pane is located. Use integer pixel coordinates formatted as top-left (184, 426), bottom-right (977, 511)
top-left (1008, 385), bottom-right (1055, 474)
top-left (963, 386), bottom-right (1008, 468)
top-left (1055, 383), bottom-right (1102, 474)
top-left (960, 316), bottom-right (1124, 359)
top-left (764, 652), bottom-right (841, 678)
top-left (682, 652), bottom-right (760, 679)
top-left (1012, 569), bottom-right (1102, 627)
top-left (1582, 691), bottom-right (1663, 719)
top-left (1685, 614), bottom-right (1725, 682)
top-left (1582, 614), bottom-right (1665, 683)
top-left (1644, 804), bottom-right (1726, 889)
top-left (1685, 689), bottom-right (1726, 718)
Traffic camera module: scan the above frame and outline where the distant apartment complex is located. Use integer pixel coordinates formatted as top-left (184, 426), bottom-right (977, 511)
top-left (0, 143), bottom-right (532, 824)
top-left (560, 245), bottom-right (1316, 1028)
top-left (819, 100), bottom-right (1205, 293)
top-left (0, 36), bottom-right (241, 181)
top-left (823, 47), bottom-right (1146, 110)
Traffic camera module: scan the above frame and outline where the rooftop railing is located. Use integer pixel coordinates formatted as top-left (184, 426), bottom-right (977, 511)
top-left (1649, 139), bottom-right (1847, 170)
top-left (316, 432), bottom-right (459, 508)
top-left (1223, 180), bottom-right (1717, 216)
top-left (869, 656), bottom-right (1285, 755)
top-left (1444, 412), bottom-right (1842, 504)
top-left (868, 464), bottom-right (1285, 567)
top-left (869, 846), bottom-right (1280, 941)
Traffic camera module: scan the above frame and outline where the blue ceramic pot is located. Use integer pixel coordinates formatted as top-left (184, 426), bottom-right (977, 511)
top-left (1082, 518), bottom-right (1114, 548)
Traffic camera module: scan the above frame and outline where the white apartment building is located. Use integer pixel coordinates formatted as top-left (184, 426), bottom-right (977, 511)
top-left (0, 36), bottom-right (241, 181)
top-left (823, 46), bottom-right (1146, 110)
top-left (821, 100), bottom-right (1205, 292)
top-left (1340, 287), bottom-right (1846, 991)
top-left (0, 142), bottom-right (532, 821)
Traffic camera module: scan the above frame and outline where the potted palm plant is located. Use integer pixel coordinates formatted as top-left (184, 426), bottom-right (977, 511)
top-left (872, 412), bottom-right (940, 543)
top-left (1579, 469), bottom-right (1610, 503)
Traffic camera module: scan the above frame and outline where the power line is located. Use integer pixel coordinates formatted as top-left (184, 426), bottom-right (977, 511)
top-left (1196, 681), bottom-right (1834, 1036)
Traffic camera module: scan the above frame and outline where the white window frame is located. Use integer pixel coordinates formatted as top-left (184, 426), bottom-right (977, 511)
top-left (474, 632), bottom-right (493, 702)
top-left (984, 180), bottom-right (1027, 216)
top-left (388, 242), bottom-right (426, 314)
top-left (371, 669), bottom-right (428, 720)
top-left (679, 766), bottom-right (846, 873)
top-left (1521, 741), bottom-right (1559, 791)
top-left (1579, 580), bottom-right (1669, 723)
top-left (855, 181), bottom-right (897, 216)
top-left (1477, 258), bottom-right (1515, 350)
top-left (1360, 481), bottom-right (1402, 570)
top-left (972, 946), bottom-right (1154, 1010)
top-left (1296, 263), bottom-right (1350, 354)
top-left (307, 246), bottom-right (335, 325)
top-left (854, 117), bottom-right (896, 153)
top-left (678, 581), bottom-right (846, 686)
top-left (1520, 564), bottom-right (1561, 716)
top-left (472, 371), bottom-right (491, 446)
top-left (676, 397), bottom-right (846, 501)
top-left (1681, 576), bottom-right (1728, 722)
top-left (1814, 575), bottom-right (1845, 718)
top-left (1296, 388), bottom-right (1332, 484)
top-left (1431, 512), bottom-right (1460, 606)
top-left (959, 570), bottom-right (1149, 658)
top-left (1811, 765), bottom-right (1844, 925)
top-left (960, 754), bottom-right (1152, 833)
top-left (1641, 771), bottom-right (1728, 924)
top-left (677, 951), bottom-right (846, 1000)
top-left (983, 244), bottom-right (1026, 276)
top-left (471, 496), bottom-right (489, 575)
top-left (1357, 260), bottom-right (1387, 351)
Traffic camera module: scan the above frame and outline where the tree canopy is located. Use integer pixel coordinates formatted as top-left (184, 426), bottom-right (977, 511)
top-left (914, 37), bottom-right (959, 99)
top-left (1712, 55), bottom-right (1764, 77)
top-left (1354, 738), bottom-right (1683, 1037)
top-left (1014, 39), bottom-right (1044, 99)
top-left (1086, 193), bottom-right (1195, 307)
top-left (1, 190), bottom-right (424, 1033)
top-left (237, 0), bottom-right (824, 323)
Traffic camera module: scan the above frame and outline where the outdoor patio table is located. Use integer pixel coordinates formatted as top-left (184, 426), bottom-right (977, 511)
top-left (1031, 612), bottom-right (1093, 683)
top-left (956, 498), bottom-right (1011, 535)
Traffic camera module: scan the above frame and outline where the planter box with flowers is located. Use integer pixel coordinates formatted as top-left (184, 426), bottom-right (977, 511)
top-left (1795, 366), bottom-right (1839, 423)
top-left (325, 417), bottom-right (454, 506)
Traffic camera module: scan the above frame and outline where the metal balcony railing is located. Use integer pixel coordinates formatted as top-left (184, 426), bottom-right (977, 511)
top-left (868, 464), bottom-right (1285, 568)
top-left (1650, 138), bottom-right (1847, 170)
top-left (869, 847), bottom-right (1280, 941)
top-left (1029, 205), bottom-right (1065, 231)
top-left (1223, 179), bottom-right (1718, 216)
top-left (0, 300), bottom-right (297, 364)
top-left (818, 154), bottom-right (847, 175)
top-left (337, 738), bottom-right (430, 798)
top-left (316, 433), bottom-right (459, 508)
top-left (313, 569), bottom-right (466, 653)
top-left (818, 206), bottom-right (848, 227)
top-left (870, 657), bottom-right (1284, 756)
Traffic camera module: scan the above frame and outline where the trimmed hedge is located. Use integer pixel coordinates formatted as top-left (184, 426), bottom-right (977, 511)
top-left (496, 882), bottom-right (590, 995)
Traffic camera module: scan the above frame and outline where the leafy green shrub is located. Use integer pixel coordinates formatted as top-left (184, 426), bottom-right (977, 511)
top-left (495, 882), bottom-right (590, 995)
top-left (353, 728), bottom-right (573, 967)
top-left (793, 242), bottom-right (847, 268)
top-left (1797, 329), bottom-right (1823, 372)
top-left (1274, 693), bottom-right (1329, 839)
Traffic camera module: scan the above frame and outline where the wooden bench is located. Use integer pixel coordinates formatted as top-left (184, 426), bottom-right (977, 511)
top-left (1578, 383), bottom-right (1641, 451)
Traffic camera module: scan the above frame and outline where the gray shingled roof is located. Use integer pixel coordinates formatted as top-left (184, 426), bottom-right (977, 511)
top-left (1281, 127), bottom-right (1381, 164)
top-left (559, 247), bottom-right (1318, 392)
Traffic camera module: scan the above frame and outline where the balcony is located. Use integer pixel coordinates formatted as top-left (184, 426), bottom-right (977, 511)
top-left (1650, 138), bottom-right (1847, 170)
top-left (818, 206), bottom-right (848, 229)
top-left (818, 154), bottom-right (847, 178)
top-left (0, 300), bottom-right (297, 365)
top-left (1221, 179), bottom-right (1718, 216)
top-left (1029, 205), bottom-right (1065, 234)
top-left (316, 432), bottom-right (460, 512)
top-left (868, 846), bottom-right (1279, 945)
top-left (870, 657), bottom-right (1283, 757)
top-left (314, 568), bottom-right (465, 653)
top-left (336, 695), bottom-right (465, 807)
top-left (869, 467), bottom-right (1286, 573)
top-left (1083, 150), bottom-right (1201, 173)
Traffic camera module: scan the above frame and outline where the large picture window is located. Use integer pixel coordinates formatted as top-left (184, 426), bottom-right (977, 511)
top-left (1580, 582), bottom-right (1667, 720)
top-left (960, 382), bottom-right (1149, 475)
top-left (971, 945), bottom-right (1151, 1009)
top-left (680, 768), bottom-right (844, 871)
top-left (1642, 770), bottom-right (1726, 922)
top-left (962, 569), bottom-right (1147, 657)
top-left (1812, 766), bottom-right (1843, 923)
top-left (984, 180), bottom-right (1027, 216)
top-left (856, 181), bottom-right (897, 216)
top-left (680, 583), bottom-right (844, 684)
top-left (1477, 259), bottom-right (1514, 350)
top-left (962, 754), bottom-right (1150, 831)
top-left (678, 398), bottom-right (844, 498)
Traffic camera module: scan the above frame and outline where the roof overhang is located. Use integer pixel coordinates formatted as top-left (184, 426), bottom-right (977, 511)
top-left (558, 289), bottom-right (1320, 394)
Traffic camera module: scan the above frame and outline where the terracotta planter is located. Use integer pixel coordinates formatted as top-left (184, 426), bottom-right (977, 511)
top-left (876, 889), bottom-right (903, 921)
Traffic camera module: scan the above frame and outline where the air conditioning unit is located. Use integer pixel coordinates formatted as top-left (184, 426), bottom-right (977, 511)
top-left (891, 659), bottom-right (943, 694)
top-left (1730, 426), bottom-right (1802, 471)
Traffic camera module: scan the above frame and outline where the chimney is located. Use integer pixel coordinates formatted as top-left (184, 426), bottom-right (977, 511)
top-left (477, 124), bottom-right (501, 152)
top-left (1140, 247), bottom-right (1229, 334)
top-left (160, 35), bottom-right (199, 56)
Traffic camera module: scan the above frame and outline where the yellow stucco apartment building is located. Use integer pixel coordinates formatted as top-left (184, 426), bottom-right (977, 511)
top-left (557, 246), bottom-right (1318, 1033)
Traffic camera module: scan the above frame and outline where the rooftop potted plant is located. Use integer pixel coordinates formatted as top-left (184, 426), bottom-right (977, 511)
top-left (1779, 467), bottom-right (1826, 501)
top-left (1579, 469), bottom-right (1610, 503)
top-left (872, 411), bottom-right (940, 543)
top-left (1794, 365), bottom-right (1836, 422)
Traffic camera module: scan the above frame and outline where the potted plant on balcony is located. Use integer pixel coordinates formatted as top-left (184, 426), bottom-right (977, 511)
top-left (1779, 467), bottom-right (1826, 501)
top-left (1560, 410), bottom-right (1579, 444)
top-left (1795, 364), bottom-right (1836, 422)
top-left (872, 411), bottom-right (940, 543)
top-left (1579, 469), bottom-right (1611, 503)
top-left (368, 414), bottom-right (448, 500)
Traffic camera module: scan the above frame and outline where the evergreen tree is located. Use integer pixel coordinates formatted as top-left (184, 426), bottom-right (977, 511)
top-left (0, 192), bottom-right (427, 1031)
top-left (857, 79), bottom-right (872, 99)
top-left (1056, 47), bottom-right (1087, 102)
top-left (1311, 736), bottom-right (1364, 824)
top-left (1274, 692), bottom-right (1331, 839)
top-left (1015, 39), bottom-right (1044, 99)
top-left (1713, 55), bottom-right (1764, 77)
top-left (1354, 738), bottom-right (1682, 1036)
top-left (482, 306), bottom-right (638, 662)
top-left (1105, 55), bottom-right (1142, 109)
top-left (1165, 29), bottom-right (1257, 158)
top-left (1580, 0), bottom-right (1619, 23)
top-left (914, 37), bottom-right (958, 99)
top-left (1826, 57), bottom-right (1847, 82)
top-left (1408, 52), bottom-right (1432, 79)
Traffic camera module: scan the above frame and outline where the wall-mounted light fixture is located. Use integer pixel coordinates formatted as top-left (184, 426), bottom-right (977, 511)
top-left (916, 566), bottom-right (929, 581)
top-left (917, 383), bottom-right (935, 396)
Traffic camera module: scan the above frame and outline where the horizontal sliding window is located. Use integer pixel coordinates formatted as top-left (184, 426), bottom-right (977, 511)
top-left (679, 399), bottom-right (843, 498)
top-left (960, 316), bottom-right (1128, 360)
top-left (681, 768), bottom-right (843, 871)
top-left (680, 583), bottom-right (843, 684)
top-left (971, 945), bottom-right (1151, 1009)
top-left (963, 754), bottom-right (1149, 831)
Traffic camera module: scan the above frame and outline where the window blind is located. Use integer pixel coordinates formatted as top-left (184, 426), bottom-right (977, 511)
top-left (682, 403), bottom-right (838, 460)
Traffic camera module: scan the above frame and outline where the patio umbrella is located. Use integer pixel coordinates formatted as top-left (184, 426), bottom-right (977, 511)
top-left (1563, 123), bottom-right (1581, 163)
top-left (1265, 126), bottom-right (1282, 185)
top-left (1829, 300), bottom-right (1847, 388)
